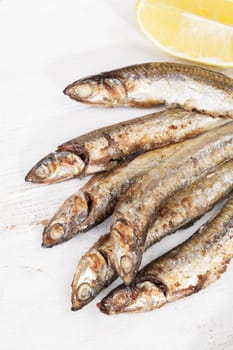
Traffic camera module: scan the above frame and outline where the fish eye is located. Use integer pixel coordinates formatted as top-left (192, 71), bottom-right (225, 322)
top-left (76, 283), bottom-right (92, 301)
top-left (120, 255), bottom-right (134, 274)
top-left (35, 163), bottom-right (51, 179)
top-left (74, 83), bottom-right (93, 99)
top-left (112, 290), bottom-right (129, 307)
top-left (49, 223), bottom-right (65, 240)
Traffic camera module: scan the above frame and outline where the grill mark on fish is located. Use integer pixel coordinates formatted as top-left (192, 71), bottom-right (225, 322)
top-left (42, 142), bottom-right (184, 247)
top-left (98, 193), bottom-right (233, 315)
top-left (25, 108), bottom-right (227, 184)
top-left (111, 122), bottom-right (233, 285)
top-left (64, 62), bottom-right (233, 117)
top-left (70, 160), bottom-right (233, 310)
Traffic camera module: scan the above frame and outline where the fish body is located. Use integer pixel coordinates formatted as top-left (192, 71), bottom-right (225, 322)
top-left (64, 62), bottom-right (233, 117)
top-left (98, 193), bottom-right (233, 315)
top-left (71, 160), bottom-right (233, 310)
top-left (111, 122), bottom-right (233, 285)
top-left (42, 142), bottom-right (183, 247)
top-left (25, 109), bottom-right (228, 184)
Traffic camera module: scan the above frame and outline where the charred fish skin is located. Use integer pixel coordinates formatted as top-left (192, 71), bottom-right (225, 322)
top-left (64, 62), bottom-right (233, 117)
top-left (25, 108), bottom-right (228, 184)
top-left (99, 194), bottom-right (233, 315)
top-left (111, 121), bottom-right (233, 285)
top-left (70, 160), bottom-right (233, 310)
top-left (42, 142), bottom-right (184, 248)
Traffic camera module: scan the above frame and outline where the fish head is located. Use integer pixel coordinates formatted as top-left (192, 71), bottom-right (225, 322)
top-left (63, 76), bottom-right (127, 106)
top-left (25, 151), bottom-right (85, 184)
top-left (71, 246), bottom-right (115, 310)
top-left (42, 191), bottom-right (89, 247)
top-left (97, 280), bottom-right (167, 315)
top-left (111, 220), bottom-right (144, 285)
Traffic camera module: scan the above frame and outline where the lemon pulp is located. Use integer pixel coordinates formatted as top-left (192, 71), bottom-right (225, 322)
top-left (136, 0), bottom-right (233, 67)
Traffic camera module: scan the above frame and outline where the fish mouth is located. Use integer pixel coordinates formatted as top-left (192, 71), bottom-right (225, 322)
top-left (71, 305), bottom-right (80, 311)
top-left (63, 78), bottom-right (98, 102)
top-left (63, 82), bottom-right (93, 102)
top-left (71, 302), bottom-right (89, 311)
top-left (96, 301), bottom-right (111, 315)
top-left (25, 160), bottom-right (52, 182)
top-left (70, 294), bottom-right (94, 311)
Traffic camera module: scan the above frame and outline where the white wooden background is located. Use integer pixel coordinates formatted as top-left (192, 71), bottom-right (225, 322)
top-left (1, 1), bottom-right (233, 349)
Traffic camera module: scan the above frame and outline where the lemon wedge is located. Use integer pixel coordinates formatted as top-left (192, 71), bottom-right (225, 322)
top-left (136, 0), bottom-right (233, 67)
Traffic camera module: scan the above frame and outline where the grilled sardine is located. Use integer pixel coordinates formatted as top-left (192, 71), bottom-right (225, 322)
top-left (25, 109), bottom-right (227, 184)
top-left (64, 62), bottom-right (233, 117)
top-left (71, 160), bottom-right (233, 310)
top-left (98, 193), bottom-right (233, 315)
top-left (111, 122), bottom-right (233, 285)
top-left (42, 143), bottom-right (183, 247)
